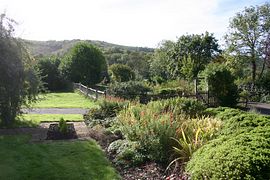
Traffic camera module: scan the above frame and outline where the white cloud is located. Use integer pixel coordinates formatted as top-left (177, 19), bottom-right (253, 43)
top-left (0, 0), bottom-right (265, 47)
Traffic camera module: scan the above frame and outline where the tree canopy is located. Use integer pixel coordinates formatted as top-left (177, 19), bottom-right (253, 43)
top-left (172, 32), bottom-right (221, 80)
top-left (225, 3), bottom-right (270, 85)
top-left (0, 14), bottom-right (41, 126)
top-left (62, 42), bottom-right (107, 86)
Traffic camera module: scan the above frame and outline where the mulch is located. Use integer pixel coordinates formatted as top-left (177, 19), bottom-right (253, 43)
top-left (87, 128), bottom-right (189, 180)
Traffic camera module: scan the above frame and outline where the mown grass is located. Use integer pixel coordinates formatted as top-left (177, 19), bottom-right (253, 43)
top-left (13, 114), bottom-right (84, 127)
top-left (30, 92), bottom-right (97, 108)
top-left (0, 135), bottom-right (120, 180)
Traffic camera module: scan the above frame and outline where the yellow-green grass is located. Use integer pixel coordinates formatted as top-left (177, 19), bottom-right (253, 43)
top-left (30, 92), bottom-right (98, 108)
top-left (14, 114), bottom-right (84, 127)
top-left (0, 135), bottom-right (120, 180)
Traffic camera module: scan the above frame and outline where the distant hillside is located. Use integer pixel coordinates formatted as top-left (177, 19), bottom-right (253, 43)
top-left (23, 39), bottom-right (154, 79)
top-left (23, 39), bottom-right (154, 57)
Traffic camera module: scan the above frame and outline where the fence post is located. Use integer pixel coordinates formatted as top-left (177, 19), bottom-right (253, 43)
top-left (95, 89), bottom-right (98, 100)
top-left (194, 78), bottom-right (198, 99)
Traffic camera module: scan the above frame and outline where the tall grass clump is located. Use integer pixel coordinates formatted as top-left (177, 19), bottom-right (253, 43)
top-left (117, 97), bottom-right (220, 165)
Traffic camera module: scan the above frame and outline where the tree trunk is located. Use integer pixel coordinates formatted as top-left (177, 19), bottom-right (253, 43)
top-left (251, 59), bottom-right (257, 89)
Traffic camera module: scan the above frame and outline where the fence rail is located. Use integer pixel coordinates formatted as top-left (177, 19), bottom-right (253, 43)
top-left (73, 83), bottom-right (106, 100)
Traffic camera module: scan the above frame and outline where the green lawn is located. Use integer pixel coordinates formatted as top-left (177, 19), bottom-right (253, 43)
top-left (15, 114), bottom-right (84, 127)
top-left (30, 92), bottom-right (97, 108)
top-left (0, 135), bottom-right (120, 180)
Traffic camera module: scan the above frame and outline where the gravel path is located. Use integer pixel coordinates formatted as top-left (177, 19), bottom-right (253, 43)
top-left (22, 108), bottom-right (89, 114)
top-left (247, 102), bottom-right (270, 115)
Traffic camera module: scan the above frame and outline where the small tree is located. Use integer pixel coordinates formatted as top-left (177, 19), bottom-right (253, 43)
top-left (109, 64), bottom-right (135, 82)
top-left (62, 42), bottom-right (107, 86)
top-left (0, 14), bottom-right (41, 126)
top-left (203, 63), bottom-right (239, 107)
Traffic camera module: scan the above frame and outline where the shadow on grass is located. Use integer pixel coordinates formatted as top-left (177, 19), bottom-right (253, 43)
top-left (0, 117), bottom-right (38, 129)
top-left (0, 135), bottom-right (120, 180)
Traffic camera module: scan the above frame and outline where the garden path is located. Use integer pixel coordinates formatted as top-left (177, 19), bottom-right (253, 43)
top-left (247, 102), bottom-right (270, 115)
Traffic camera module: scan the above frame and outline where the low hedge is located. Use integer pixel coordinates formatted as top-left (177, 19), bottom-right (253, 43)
top-left (186, 127), bottom-right (270, 179)
top-left (186, 108), bottom-right (270, 179)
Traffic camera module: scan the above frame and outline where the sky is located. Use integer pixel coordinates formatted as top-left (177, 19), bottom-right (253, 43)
top-left (0, 0), bottom-right (267, 48)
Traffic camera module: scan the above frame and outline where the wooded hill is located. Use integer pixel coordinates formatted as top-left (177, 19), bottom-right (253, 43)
top-left (24, 39), bottom-right (154, 79)
top-left (23, 39), bottom-right (154, 57)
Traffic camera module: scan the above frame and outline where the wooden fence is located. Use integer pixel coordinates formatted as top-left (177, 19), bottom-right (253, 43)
top-left (73, 83), bottom-right (106, 100)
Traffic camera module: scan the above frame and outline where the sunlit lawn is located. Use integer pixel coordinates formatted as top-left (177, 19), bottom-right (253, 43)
top-left (30, 92), bottom-right (97, 108)
top-left (0, 135), bottom-right (120, 180)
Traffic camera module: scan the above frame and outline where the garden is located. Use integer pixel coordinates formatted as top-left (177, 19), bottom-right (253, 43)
top-left (1, 2), bottom-right (270, 180)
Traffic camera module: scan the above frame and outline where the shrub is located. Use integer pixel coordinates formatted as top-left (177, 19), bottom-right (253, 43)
top-left (109, 64), bottom-right (135, 82)
top-left (84, 100), bottom-right (128, 127)
top-left (108, 81), bottom-right (151, 100)
top-left (117, 99), bottom-right (217, 165)
top-left (168, 117), bottom-right (222, 169)
top-left (202, 63), bottom-right (239, 107)
top-left (147, 97), bottom-right (206, 118)
top-left (187, 107), bottom-right (270, 179)
top-left (108, 139), bottom-right (144, 166)
top-left (59, 118), bottom-right (68, 134)
top-left (86, 100), bottom-right (127, 120)
top-left (186, 127), bottom-right (270, 179)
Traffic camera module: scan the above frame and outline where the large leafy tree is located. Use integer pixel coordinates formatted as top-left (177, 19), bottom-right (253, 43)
top-left (0, 14), bottom-right (41, 126)
top-left (62, 42), bottom-right (107, 86)
top-left (172, 32), bottom-right (221, 80)
top-left (225, 3), bottom-right (270, 85)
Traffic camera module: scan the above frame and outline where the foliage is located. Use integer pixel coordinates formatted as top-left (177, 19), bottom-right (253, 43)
top-left (168, 117), bottom-right (222, 169)
top-left (61, 42), bottom-right (107, 86)
top-left (147, 97), bottom-right (206, 118)
top-left (151, 79), bottom-right (194, 96)
top-left (117, 98), bottom-right (208, 164)
top-left (26, 39), bottom-right (153, 80)
top-left (187, 107), bottom-right (270, 179)
top-left (225, 3), bottom-right (270, 84)
top-left (59, 118), bottom-right (68, 134)
top-left (108, 140), bottom-right (144, 166)
top-left (108, 81), bottom-right (151, 100)
top-left (171, 32), bottom-right (221, 79)
top-left (202, 63), bottom-right (239, 107)
top-left (109, 64), bottom-right (135, 82)
top-left (104, 47), bottom-right (153, 79)
top-left (149, 40), bottom-right (175, 82)
top-left (84, 100), bottom-right (128, 128)
top-left (0, 14), bottom-right (41, 126)
top-left (37, 56), bottom-right (70, 91)
top-left (186, 127), bottom-right (270, 179)
top-left (257, 70), bottom-right (270, 95)
top-left (85, 100), bottom-right (128, 120)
